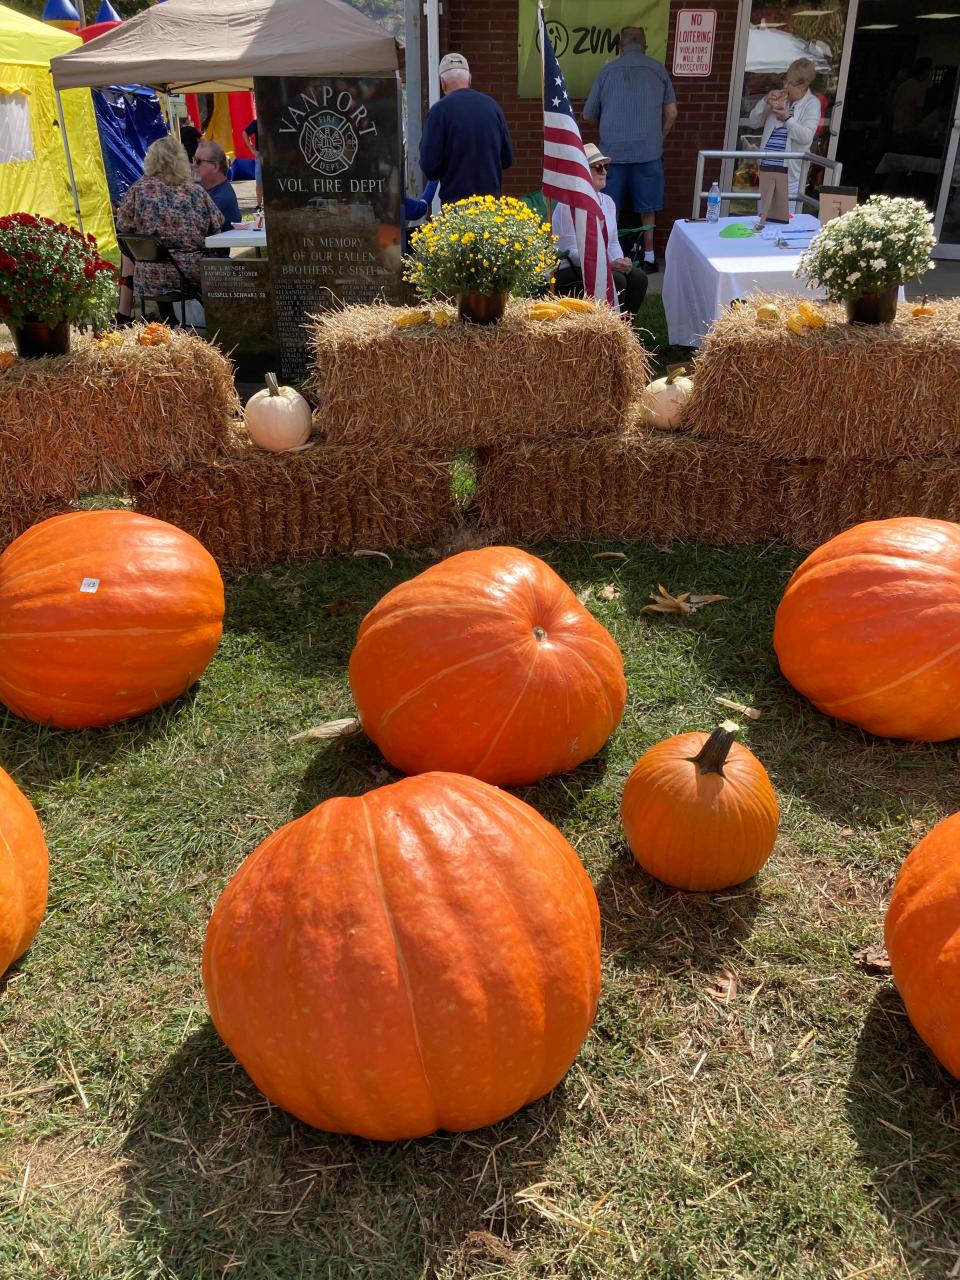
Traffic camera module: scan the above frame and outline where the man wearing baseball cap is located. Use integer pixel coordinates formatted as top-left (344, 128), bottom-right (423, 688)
top-left (419, 53), bottom-right (513, 205)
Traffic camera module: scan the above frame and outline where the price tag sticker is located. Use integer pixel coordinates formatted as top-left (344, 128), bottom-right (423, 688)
top-left (79, 578), bottom-right (100, 593)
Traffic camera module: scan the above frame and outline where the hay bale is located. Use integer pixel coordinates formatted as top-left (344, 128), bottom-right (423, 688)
top-left (306, 301), bottom-right (650, 449)
top-left (680, 294), bottom-right (960, 459)
top-left (778, 454), bottom-right (960, 548)
top-left (0, 328), bottom-right (239, 502)
top-left (475, 427), bottom-right (781, 545)
top-left (0, 498), bottom-right (73, 551)
top-left (129, 435), bottom-right (455, 569)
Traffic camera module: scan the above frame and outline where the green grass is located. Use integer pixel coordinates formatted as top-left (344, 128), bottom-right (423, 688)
top-left (2, 541), bottom-right (959, 1279)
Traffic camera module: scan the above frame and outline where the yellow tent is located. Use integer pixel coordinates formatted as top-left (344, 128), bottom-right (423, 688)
top-left (0, 4), bottom-right (115, 254)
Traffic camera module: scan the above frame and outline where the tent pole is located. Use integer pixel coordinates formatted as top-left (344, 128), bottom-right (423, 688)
top-left (403, 0), bottom-right (422, 196)
top-left (54, 87), bottom-right (85, 235)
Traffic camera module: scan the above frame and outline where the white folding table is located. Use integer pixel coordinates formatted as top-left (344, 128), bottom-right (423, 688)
top-left (662, 213), bottom-right (825, 347)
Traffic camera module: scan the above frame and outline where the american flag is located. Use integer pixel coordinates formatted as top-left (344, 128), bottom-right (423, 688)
top-left (539, 3), bottom-right (616, 307)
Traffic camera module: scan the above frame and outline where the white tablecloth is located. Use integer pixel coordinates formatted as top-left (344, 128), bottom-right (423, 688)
top-left (662, 214), bottom-right (825, 347)
top-left (204, 227), bottom-right (267, 250)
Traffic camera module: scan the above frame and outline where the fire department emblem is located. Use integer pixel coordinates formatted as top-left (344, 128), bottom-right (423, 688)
top-left (298, 110), bottom-right (358, 176)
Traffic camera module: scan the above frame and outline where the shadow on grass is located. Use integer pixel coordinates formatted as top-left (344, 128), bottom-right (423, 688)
top-left (0, 687), bottom-right (203, 791)
top-left (845, 984), bottom-right (960, 1271)
top-left (594, 846), bottom-right (762, 977)
top-left (121, 1024), bottom-right (565, 1279)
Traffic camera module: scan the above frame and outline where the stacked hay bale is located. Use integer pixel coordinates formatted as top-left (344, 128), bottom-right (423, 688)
top-left (130, 429), bottom-right (454, 569)
top-left (0, 328), bottom-right (238, 546)
top-left (678, 295), bottom-right (960, 547)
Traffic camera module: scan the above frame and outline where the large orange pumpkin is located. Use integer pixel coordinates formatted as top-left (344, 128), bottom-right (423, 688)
top-left (203, 772), bottom-right (601, 1140)
top-left (620, 723), bottom-right (779, 891)
top-left (348, 547), bottom-right (626, 786)
top-left (885, 812), bottom-right (960, 1077)
top-left (0, 766), bottom-right (49, 974)
top-left (0, 510), bottom-right (224, 729)
top-left (774, 518), bottom-right (960, 741)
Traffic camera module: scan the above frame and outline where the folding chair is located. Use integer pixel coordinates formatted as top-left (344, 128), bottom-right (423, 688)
top-left (116, 234), bottom-right (202, 325)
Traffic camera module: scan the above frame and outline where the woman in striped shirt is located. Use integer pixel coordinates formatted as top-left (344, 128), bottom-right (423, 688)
top-left (748, 58), bottom-right (822, 203)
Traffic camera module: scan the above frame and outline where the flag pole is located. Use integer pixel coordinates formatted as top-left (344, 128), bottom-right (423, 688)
top-left (537, 3), bottom-right (554, 232)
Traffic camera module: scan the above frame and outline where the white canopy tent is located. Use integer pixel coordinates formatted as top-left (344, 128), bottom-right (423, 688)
top-left (745, 26), bottom-right (833, 76)
top-left (49, 0), bottom-right (399, 93)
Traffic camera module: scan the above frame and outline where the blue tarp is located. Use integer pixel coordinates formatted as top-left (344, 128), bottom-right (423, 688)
top-left (92, 85), bottom-right (167, 205)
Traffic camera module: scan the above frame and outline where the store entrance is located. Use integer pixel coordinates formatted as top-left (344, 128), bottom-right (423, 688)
top-left (837, 2), bottom-right (960, 257)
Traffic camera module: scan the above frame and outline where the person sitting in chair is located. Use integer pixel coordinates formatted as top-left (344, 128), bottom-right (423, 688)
top-left (115, 134), bottom-right (223, 326)
top-left (552, 143), bottom-right (648, 320)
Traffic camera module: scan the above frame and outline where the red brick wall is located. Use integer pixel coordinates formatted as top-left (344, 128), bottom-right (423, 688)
top-left (443, 0), bottom-right (742, 254)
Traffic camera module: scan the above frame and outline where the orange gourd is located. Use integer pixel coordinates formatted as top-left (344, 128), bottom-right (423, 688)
top-left (0, 766), bottom-right (48, 974)
top-left (348, 546), bottom-right (626, 786)
top-left (620, 723), bottom-right (779, 891)
top-left (203, 772), bottom-right (601, 1139)
top-left (885, 811), bottom-right (960, 1077)
top-left (911, 295), bottom-right (935, 318)
top-left (774, 517), bottom-right (960, 740)
top-left (0, 510), bottom-right (225, 729)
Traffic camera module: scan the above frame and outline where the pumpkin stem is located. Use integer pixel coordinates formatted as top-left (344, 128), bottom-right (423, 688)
top-left (265, 372), bottom-right (281, 396)
top-left (691, 720), bottom-right (739, 775)
top-left (533, 625), bottom-right (547, 642)
top-left (666, 364), bottom-right (693, 386)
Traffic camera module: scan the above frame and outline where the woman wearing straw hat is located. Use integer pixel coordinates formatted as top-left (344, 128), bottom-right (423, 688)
top-left (552, 143), bottom-right (648, 320)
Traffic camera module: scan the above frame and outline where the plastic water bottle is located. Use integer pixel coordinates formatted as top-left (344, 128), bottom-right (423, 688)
top-left (706, 181), bottom-right (721, 223)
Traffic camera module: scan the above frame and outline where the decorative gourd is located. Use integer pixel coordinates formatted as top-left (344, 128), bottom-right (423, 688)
top-left (393, 308), bottom-right (431, 328)
top-left (911, 295), bottom-right (935, 318)
top-left (556, 296), bottom-right (596, 314)
top-left (621, 722), bottom-right (779, 891)
top-left (203, 771), bottom-right (601, 1139)
top-left (774, 517), bottom-right (960, 740)
top-left (639, 368), bottom-right (694, 429)
top-left (786, 311), bottom-right (806, 335)
top-left (243, 373), bottom-right (312, 452)
top-left (528, 301), bottom-right (565, 321)
top-left (0, 510), bottom-right (225, 729)
top-left (756, 303), bottom-right (781, 325)
top-left (0, 351), bottom-right (16, 369)
top-left (137, 321), bottom-right (171, 346)
top-left (885, 811), bottom-right (960, 1077)
top-left (0, 766), bottom-right (48, 975)
top-left (349, 546), bottom-right (626, 786)
top-left (797, 300), bottom-right (826, 328)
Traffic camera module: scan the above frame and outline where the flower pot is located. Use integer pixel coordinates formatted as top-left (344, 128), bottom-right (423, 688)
top-left (11, 318), bottom-right (71, 358)
top-left (457, 290), bottom-right (509, 325)
top-left (845, 284), bottom-right (899, 325)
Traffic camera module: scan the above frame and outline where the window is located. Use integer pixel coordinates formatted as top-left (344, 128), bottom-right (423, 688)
top-left (0, 92), bottom-right (34, 163)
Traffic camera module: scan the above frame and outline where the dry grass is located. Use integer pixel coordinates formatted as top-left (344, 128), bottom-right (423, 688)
top-left (475, 425), bottom-right (781, 544)
top-left (306, 300), bottom-right (650, 449)
top-left (129, 430), bottom-right (455, 568)
top-left (0, 327), bottom-right (238, 503)
top-left (679, 294), bottom-right (960, 459)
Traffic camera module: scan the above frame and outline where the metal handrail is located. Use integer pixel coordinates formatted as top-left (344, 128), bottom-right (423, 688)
top-left (693, 149), bottom-right (844, 218)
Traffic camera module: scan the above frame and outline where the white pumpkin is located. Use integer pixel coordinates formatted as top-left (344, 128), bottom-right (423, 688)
top-left (639, 368), bottom-right (694, 430)
top-left (243, 373), bottom-right (312, 452)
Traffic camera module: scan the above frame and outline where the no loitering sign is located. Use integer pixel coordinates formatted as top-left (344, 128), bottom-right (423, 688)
top-left (673, 9), bottom-right (717, 77)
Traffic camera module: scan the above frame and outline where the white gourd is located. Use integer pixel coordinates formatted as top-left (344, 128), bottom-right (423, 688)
top-left (639, 368), bottom-right (694, 430)
top-left (243, 373), bottom-right (312, 452)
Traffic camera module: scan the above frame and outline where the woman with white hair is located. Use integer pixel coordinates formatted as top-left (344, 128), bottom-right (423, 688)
top-left (748, 57), bottom-right (822, 204)
top-left (115, 133), bottom-right (224, 326)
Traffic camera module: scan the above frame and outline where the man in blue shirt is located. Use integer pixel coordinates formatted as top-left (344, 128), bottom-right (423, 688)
top-left (583, 27), bottom-right (677, 273)
top-left (420, 53), bottom-right (513, 205)
top-left (193, 141), bottom-right (242, 231)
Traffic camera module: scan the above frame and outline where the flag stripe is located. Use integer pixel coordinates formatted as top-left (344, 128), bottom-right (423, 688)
top-left (540, 5), bottom-right (617, 308)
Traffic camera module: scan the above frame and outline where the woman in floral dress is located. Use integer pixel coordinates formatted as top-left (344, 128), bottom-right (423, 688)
top-left (115, 134), bottom-right (224, 325)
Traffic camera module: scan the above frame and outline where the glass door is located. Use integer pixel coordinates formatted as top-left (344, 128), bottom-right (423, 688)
top-left (933, 83), bottom-right (960, 258)
top-left (724, 0), bottom-right (860, 212)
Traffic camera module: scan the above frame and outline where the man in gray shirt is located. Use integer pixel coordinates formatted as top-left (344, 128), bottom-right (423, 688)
top-left (583, 26), bottom-right (677, 273)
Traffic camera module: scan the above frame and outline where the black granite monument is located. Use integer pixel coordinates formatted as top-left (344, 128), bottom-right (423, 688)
top-left (255, 75), bottom-right (406, 382)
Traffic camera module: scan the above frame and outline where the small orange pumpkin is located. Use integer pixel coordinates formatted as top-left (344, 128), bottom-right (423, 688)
top-left (137, 321), bottom-right (171, 346)
top-left (0, 765), bottom-right (49, 975)
top-left (621, 722), bottom-right (779, 891)
top-left (0, 351), bottom-right (16, 370)
top-left (911, 295), bottom-right (936, 318)
top-left (885, 811), bottom-right (960, 1077)
top-left (203, 772), bottom-right (601, 1139)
